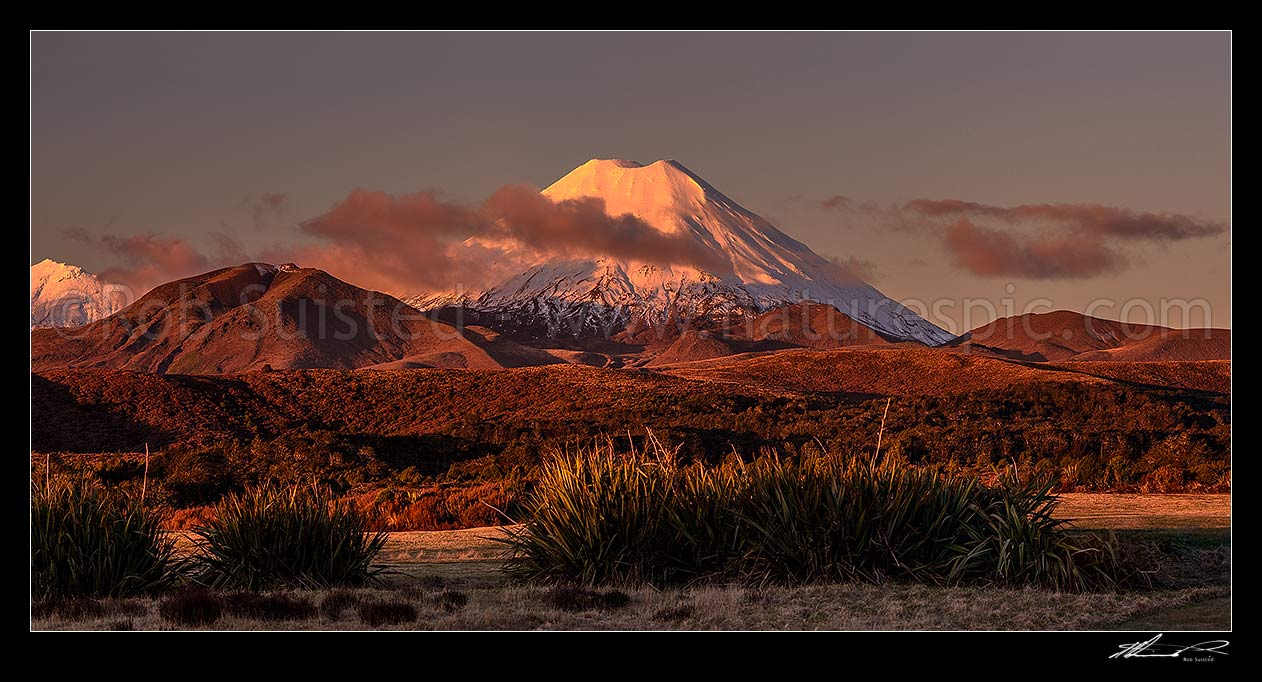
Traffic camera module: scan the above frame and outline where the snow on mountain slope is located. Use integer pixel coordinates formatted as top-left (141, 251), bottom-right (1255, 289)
top-left (30, 259), bottom-right (125, 329)
top-left (412, 159), bottom-right (954, 345)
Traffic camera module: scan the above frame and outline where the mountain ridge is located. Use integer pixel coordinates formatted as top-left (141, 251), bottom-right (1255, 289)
top-left (30, 263), bottom-right (504, 373)
top-left (950, 310), bottom-right (1230, 362)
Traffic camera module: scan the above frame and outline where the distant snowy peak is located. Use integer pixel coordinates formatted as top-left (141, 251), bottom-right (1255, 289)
top-left (30, 259), bottom-right (125, 329)
top-left (419, 159), bottom-right (954, 346)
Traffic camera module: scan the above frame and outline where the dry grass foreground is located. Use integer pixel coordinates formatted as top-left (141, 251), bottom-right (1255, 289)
top-left (1056, 493), bottom-right (1231, 530)
top-left (33, 584), bottom-right (1227, 632)
top-left (35, 494), bottom-right (1230, 631)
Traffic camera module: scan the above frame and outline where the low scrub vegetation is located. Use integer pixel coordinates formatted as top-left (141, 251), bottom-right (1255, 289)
top-left (505, 438), bottom-right (1127, 591)
top-left (190, 483), bottom-right (388, 590)
top-left (223, 592), bottom-right (317, 621)
top-left (355, 598), bottom-right (418, 627)
top-left (32, 477), bottom-right (389, 613)
top-left (317, 590), bottom-right (360, 620)
top-left (544, 586), bottom-right (632, 611)
top-left (31, 479), bottom-right (179, 600)
top-left (35, 373), bottom-right (1230, 522)
top-left (158, 588), bottom-right (223, 627)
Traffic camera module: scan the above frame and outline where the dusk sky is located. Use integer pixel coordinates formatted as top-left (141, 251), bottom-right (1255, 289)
top-left (30, 31), bottom-right (1231, 332)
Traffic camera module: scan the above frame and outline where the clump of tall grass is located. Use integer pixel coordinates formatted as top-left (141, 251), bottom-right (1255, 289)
top-left (543, 586), bottom-right (632, 611)
top-left (31, 479), bottom-right (179, 600)
top-left (355, 598), bottom-right (418, 627)
top-left (223, 592), bottom-right (317, 621)
top-left (503, 438), bottom-right (1125, 591)
top-left (158, 588), bottom-right (224, 627)
top-left (317, 590), bottom-right (360, 620)
top-left (504, 436), bottom-right (677, 585)
top-left (190, 483), bottom-right (387, 590)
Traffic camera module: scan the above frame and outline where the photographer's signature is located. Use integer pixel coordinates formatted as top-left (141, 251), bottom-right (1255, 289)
top-left (1111, 634), bottom-right (1229, 660)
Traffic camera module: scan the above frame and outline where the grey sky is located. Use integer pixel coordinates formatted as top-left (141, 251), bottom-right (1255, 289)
top-left (31, 31), bottom-right (1231, 330)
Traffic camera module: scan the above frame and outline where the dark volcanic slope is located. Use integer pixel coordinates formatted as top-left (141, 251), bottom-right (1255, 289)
top-left (31, 264), bottom-right (501, 374)
top-left (743, 302), bottom-right (898, 349)
top-left (647, 330), bottom-right (739, 366)
top-left (950, 311), bottom-right (1229, 362)
top-left (646, 302), bottom-right (900, 366)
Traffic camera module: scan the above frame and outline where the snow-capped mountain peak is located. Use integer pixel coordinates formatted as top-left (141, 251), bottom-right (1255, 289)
top-left (543, 159), bottom-right (720, 231)
top-left (30, 259), bottom-right (126, 329)
top-left (413, 159), bottom-right (954, 345)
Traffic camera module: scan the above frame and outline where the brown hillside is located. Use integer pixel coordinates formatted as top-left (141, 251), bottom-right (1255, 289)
top-left (641, 302), bottom-right (900, 366)
top-left (1069, 329), bottom-right (1230, 362)
top-left (1051, 360), bottom-right (1231, 394)
top-left (31, 264), bottom-right (502, 374)
top-left (662, 347), bottom-right (1230, 396)
top-left (647, 330), bottom-right (739, 366)
top-left (951, 310), bottom-right (1229, 362)
top-left (461, 326), bottom-right (568, 367)
top-left (742, 302), bottom-right (898, 348)
top-left (662, 347), bottom-right (1106, 396)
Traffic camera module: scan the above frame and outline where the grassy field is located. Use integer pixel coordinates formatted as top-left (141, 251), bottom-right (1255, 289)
top-left (33, 494), bottom-right (1229, 631)
top-left (33, 583), bottom-right (1227, 631)
top-left (1057, 493), bottom-right (1230, 529)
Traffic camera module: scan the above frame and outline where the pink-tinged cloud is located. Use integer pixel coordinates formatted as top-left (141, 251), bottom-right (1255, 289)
top-left (249, 192), bottom-right (288, 227)
top-left (820, 195), bottom-right (851, 210)
top-left (906, 199), bottom-right (1223, 240)
top-left (942, 219), bottom-right (1123, 279)
top-left (276, 189), bottom-right (485, 294)
top-left (210, 232), bottom-right (248, 263)
top-left (278, 185), bottom-right (729, 294)
top-left (63, 228), bottom-right (217, 294)
top-left (483, 185), bottom-right (727, 271)
top-left (828, 255), bottom-right (880, 282)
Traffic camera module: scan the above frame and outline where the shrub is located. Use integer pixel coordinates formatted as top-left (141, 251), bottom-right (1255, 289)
top-left (32, 597), bottom-right (150, 622)
top-left (437, 589), bottom-right (468, 612)
top-left (504, 438), bottom-right (677, 585)
top-left (953, 477), bottom-right (1124, 589)
top-left (543, 586), bottom-right (632, 611)
top-left (165, 505), bottom-right (216, 531)
top-left (156, 448), bottom-right (236, 507)
top-left (355, 599), bottom-right (418, 627)
top-left (224, 592), bottom-right (317, 621)
top-left (652, 604), bottom-right (695, 623)
top-left (504, 439), bottom-right (1126, 591)
top-left (31, 479), bottom-right (179, 600)
top-left (190, 483), bottom-right (387, 590)
top-left (318, 590), bottom-right (360, 620)
top-left (31, 597), bottom-right (105, 620)
top-left (356, 482), bottom-right (518, 532)
top-left (158, 588), bottom-right (224, 627)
